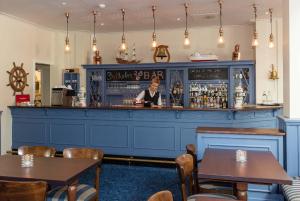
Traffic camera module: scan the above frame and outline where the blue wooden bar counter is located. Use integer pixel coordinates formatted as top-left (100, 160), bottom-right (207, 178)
top-left (10, 105), bottom-right (281, 159)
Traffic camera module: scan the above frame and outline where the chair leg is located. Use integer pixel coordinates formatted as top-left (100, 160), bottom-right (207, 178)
top-left (95, 166), bottom-right (101, 201)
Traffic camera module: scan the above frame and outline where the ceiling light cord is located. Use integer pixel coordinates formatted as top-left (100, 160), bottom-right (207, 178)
top-left (252, 4), bottom-right (258, 47)
top-left (185, 3), bottom-right (188, 33)
top-left (269, 8), bottom-right (273, 35)
top-left (120, 8), bottom-right (126, 50)
top-left (152, 6), bottom-right (156, 38)
top-left (218, 0), bottom-right (224, 44)
top-left (65, 12), bottom-right (70, 51)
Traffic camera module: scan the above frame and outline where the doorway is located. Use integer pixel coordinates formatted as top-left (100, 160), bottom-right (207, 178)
top-left (35, 63), bottom-right (50, 106)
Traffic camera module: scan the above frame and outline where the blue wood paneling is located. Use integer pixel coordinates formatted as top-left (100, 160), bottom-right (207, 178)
top-left (278, 116), bottom-right (300, 176)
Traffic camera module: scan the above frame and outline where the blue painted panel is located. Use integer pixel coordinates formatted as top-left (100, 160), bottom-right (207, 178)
top-left (89, 124), bottom-right (129, 148)
top-left (11, 108), bottom-right (46, 116)
top-left (180, 128), bottom-right (197, 151)
top-left (49, 121), bottom-right (85, 146)
top-left (133, 126), bottom-right (176, 150)
top-left (13, 120), bottom-right (47, 145)
top-left (278, 116), bottom-right (300, 176)
top-left (87, 109), bottom-right (129, 119)
top-left (46, 109), bottom-right (86, 118)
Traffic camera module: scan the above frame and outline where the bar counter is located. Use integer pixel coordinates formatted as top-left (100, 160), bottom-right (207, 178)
top-left (9, 104), bottom-right (282, 111)
top-left (9, 104), bottom-right (282, 158)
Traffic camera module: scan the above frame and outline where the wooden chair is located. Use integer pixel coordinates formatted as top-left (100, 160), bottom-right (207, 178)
top-left (47, 147), bottom-right (104, 201)
top-left (18, 145), bottom-right (56, 157)
top-left (175, 153), bottom-right (237, 201)
top-left (0, 180), bottom-right (47, 201)
top-left (186, 144), bottom-right (233, 195)
top-left (147, 190), bottom-right (174, 201)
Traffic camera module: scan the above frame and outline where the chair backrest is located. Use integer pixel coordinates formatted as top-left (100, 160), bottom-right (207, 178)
top-left (18, 146), bottom-right (56, 157)
top-left (186, 144), bottom-right (199, 193)
top-left (63, 147), bottom-right (104, 201)
top-left (147, 190), bottom-right (173, 201)
top-left (0, 180), bottom-right (47, 201)
top-left (175, 153), bottom-right (194, 201)
top-left (63, 147), bottom-right (104, 160)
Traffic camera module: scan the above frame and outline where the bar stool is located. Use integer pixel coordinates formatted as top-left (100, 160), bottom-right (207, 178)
top-left (186, 144), bottom-right (233, 195)
top-left (175, 153), bottom-right (237, 201)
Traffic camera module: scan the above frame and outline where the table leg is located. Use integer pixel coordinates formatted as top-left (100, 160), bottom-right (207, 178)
top-left (234, 182), bottom-right (248, 201)
top-left (67, 184), bottom-right (77, 201)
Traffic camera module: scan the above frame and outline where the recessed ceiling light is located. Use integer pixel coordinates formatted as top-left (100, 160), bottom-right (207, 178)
top-left (177, 17), bottom-right (181, 21)
top-left (99, 3), bottom-right (106, 8)
top-left (61, 2), bottom-right (67, 6)
top-left (100, 22), bottom-right (105, 26)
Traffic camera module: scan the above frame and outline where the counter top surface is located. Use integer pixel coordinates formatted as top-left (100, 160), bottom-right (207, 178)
top-left (9, 104), bottom-right (282, 111)
top-left (197, 127), bottom-right (285, 136)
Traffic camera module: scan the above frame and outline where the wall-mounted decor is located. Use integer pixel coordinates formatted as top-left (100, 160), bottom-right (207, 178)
top-left (7, 62), bottom-right (29, 95)
top-left (153, 45), bottom-right (170, 63)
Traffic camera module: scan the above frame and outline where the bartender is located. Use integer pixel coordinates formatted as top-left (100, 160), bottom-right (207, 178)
top-left (135, 76), bottom-right (162, 107)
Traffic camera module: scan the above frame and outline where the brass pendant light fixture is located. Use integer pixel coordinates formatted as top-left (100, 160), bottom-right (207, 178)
top-left (184, 3), bottom-right (190, 46)
top-left (92, 10), bottom-right (97, 52)
top-left (218, 0), bottom-right (224, 44)
top-left (120, 8), bottom-right (127, 50)
top-left (152, 5), bottom-right (158, 48)
top-left (268, 8), bottom-right (274, 48)
top-left (251, 4), bottom-right (258, 47)
top-left (65, 12), bottom-right (70, 52)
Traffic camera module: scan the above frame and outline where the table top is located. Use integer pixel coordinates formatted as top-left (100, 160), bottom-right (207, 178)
top-left (198, 149), bottom-right (292, 185)
top-left (0, 155), bottom-right (101, 185)
top-left (196, 127), bottom-right (285, 136)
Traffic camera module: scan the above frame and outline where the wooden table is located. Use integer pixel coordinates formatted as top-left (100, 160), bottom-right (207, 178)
top-left (0, 155), bottom-right (101, 201)
top-left (198, 149), bottom-right (292, 201)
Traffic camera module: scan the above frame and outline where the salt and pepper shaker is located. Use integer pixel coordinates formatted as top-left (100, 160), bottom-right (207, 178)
top-left (236, 149), bottom-right (247, 163)
top-left (21, 154), bottom-right (34, 167)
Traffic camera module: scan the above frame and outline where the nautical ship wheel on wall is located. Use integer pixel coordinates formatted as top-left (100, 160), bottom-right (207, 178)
top-left (7, 62), bottom-right (29, 95)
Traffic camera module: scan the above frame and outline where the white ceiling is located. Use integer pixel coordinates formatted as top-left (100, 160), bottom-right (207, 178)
top-left (0, 0), bottom-right (282, 33)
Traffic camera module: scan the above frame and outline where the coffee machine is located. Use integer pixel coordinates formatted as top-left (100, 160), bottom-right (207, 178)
top-left (51, 87), bottom-right (75, 106)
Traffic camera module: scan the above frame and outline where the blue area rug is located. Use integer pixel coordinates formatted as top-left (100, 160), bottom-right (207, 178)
top-left (80, 163), bottom-right (181, 201)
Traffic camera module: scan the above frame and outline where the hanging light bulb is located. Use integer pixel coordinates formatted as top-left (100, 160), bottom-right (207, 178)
top-left (268, 8), bottom-right (274, 48)
top-left (65, 12), bottom-right (70, 52)
top-left (120, 9), bottom-right (127, 50)
top-left (218, 0), bottom-right (224, 44)
top-left (184, 3), bottom-right (190, 46)
top-left (152, 5), bottom-right (158, 48)
top-left (252, 4), bottom-right (259, 47)
top-left (92, 10), bottom-right (97, 52)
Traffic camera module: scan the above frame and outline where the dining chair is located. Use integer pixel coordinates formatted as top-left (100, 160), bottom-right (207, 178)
top-left (0, 180), bottom-right (47, 201)
top-left (175, 153), bottom-right (237, 201)
top-left (147, 190), bottom-right (174, 201)
top-left (186, 144), bottom-right (233, 195)
top-left (47, 147), bottom-right (104, 201)
top-left (18, 145), bottom-right (56, 157)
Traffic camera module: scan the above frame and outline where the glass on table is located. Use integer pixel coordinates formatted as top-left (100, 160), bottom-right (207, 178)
top-left (21, 154), bottom-right (34, 167)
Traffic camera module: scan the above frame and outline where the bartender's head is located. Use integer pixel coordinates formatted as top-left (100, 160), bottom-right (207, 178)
top-left (149, 76), bottom-right (160, 92)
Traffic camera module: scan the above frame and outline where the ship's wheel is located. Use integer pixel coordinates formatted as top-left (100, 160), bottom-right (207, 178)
top-left (7, 62), bottom-right (29, 95)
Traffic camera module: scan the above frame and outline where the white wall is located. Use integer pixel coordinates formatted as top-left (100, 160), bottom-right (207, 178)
top-left (0, 14), bottom-right (55, 153)
top-left (256, 18), bottom-right (283, 103)
top-left (96, 25), bottom-right (254, 64)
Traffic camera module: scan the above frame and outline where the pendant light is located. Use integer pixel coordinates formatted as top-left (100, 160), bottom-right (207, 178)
top-left (120, 9), bottom-right (127, 50)
top-left (184, 3), bottom-right (190, 46)
top-left (65, 12), bottom-right (70, 52)
top-left (218, 0), bottom-right (224, 44)
top-left (268, 8), bottom-right (274, 48)
top-left (252, 4), bottom-right (258, 47)
top-left (92, 10), bottom-right (97, 52)
top-left (152, 5), bottom-right (157, 48)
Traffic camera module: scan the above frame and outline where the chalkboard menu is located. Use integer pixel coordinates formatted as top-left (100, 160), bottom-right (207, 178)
top-left (188, 68), bottom-right (228, 80)
top-left (106, 69), bottom-right (165, 81)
